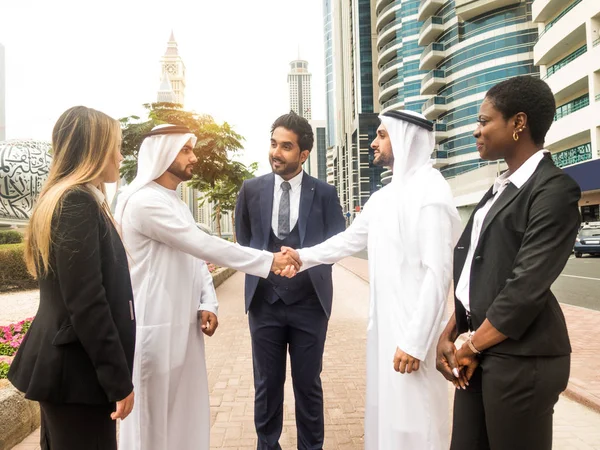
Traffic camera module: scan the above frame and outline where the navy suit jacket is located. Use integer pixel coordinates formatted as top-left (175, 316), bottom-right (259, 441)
top-left (235, 171), bottom-right (345, 317)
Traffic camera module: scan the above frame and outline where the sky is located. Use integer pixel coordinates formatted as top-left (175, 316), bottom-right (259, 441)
top-left (0, 0), bottom-right (327, 175)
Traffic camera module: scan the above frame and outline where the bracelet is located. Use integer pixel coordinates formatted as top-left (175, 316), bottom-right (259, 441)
top-left (467, 337), bottom-right (481, 355)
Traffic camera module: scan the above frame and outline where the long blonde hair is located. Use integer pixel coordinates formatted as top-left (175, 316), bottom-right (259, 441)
top-left (24, 106), bottom-right (122, 277)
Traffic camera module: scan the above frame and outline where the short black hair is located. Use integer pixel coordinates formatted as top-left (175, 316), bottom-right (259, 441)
top-left (485, 76), bottom-right (556, 146)
top-left (270, 111), bottom-right (314, 152)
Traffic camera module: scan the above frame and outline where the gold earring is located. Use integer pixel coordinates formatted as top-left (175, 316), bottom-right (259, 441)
top-left (513, 130), bottom-right (519, 141)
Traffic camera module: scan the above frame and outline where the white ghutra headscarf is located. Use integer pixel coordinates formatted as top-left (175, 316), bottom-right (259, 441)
top-left (379, 110), bottom-right (461, 265)
top-left (114, 124), bottom-right (197, 225)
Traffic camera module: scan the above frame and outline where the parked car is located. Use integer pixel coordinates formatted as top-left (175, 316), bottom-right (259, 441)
top-left (574, 226), bottom-right (600, 258)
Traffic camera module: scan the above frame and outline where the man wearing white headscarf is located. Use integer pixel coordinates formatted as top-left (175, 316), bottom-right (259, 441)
top-left (281, 110), bottom-right (461, 449)
top-left (115, 124), bottom-right (299, 450)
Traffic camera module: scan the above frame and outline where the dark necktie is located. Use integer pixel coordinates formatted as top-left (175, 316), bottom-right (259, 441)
top-left (278, 181), bottom-right (291, 238)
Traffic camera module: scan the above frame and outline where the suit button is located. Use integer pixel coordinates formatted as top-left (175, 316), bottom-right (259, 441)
top-left (474, 256), bottom-right (483, 261)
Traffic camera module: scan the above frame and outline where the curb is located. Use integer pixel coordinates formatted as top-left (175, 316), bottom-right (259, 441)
top-left (564, 378), bottom-right (600, 414)
top-left (0, 385), bottom-right (40, 450)
top-left (0, 268), bottom-right (237, 450)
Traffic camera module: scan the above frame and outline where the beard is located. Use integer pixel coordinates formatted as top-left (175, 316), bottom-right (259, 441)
top-left (373, 153), bottom-right (393, 167)
top-left (270, 156), bottom-right (301, 178)
top-left (167, 162), bottom-right (193, 181)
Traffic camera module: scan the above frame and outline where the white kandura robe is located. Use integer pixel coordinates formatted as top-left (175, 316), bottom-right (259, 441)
top-left (297, 184), bottom-right (454, 450)
top-left (118, 182), bottom-right (272, 450)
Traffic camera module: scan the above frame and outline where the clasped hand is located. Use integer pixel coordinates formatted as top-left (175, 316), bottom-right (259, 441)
top-left (271, 246), bottom-right (302, 278)
top-left (436, 339), bottom-right (479, 389)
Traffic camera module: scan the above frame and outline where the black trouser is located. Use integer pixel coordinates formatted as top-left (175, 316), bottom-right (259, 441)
top-left (249, 295), bottom-right (328, 450)
top-left (451, 353), bottom-right (570, 450)
top-left (40, 401), bottom-right (116, 450)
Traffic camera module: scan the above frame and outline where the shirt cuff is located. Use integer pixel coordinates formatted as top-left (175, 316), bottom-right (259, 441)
top-left (199, 304), bottom-right (218, 316)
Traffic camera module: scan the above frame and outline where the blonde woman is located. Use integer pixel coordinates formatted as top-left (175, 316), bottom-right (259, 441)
top-left (8, 106), bottom-right (135, 450)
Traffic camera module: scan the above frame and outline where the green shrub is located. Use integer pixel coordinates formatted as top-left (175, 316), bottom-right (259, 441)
top-left (0, 243), bottom-right (36, 292)
top-left (0, 361), bottom-right (9, 379)
top-left (0, 230), bottom-right (23, 245)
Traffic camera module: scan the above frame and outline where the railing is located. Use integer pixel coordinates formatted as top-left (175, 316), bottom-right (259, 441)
top-left (554, 94), bottom-right (589, 121)
top-left (379, 58), bottom-right (402, 73)
top-left (537, 0), bottom-right (582, 41)
top-left (382, 96), bottom-right (404, 109)
top-left (381, 76), bottom-right (403, 91)
top-left (421, 16), bottom-right (444, 29)
top-left (434, 123), bottom-right (447, 132)
top-left (379, 17), bottom-right (402, 35)
top-left (551, 142), bottom-right (592, 168)
top-left (422, 69), bottom-right (445, 84)
top-left (380, 37), bottom-right (403, 53)
top-left (379, 0), bottom-right (401, 18)
top-left (422, 95), bottom-right (446, 111)
top-left (432, 150), bottom-right (448, 159)
top-left (594, 37), bottom-right (600, 47)
top-left (421, 42), bottom-right (445, 58)
top-left (543, 45), bottom-right (587, 79)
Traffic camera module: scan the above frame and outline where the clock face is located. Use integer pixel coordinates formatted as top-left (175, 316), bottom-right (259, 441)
top-left (166, 64), bottom-right (177, 75)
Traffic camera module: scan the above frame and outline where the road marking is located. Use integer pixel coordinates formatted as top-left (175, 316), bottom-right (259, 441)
top-left (560, 274), bottom-right (600, 282)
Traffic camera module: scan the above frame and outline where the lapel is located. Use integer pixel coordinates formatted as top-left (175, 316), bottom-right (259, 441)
top-left (260, 173), bottom-right (275, 246)
top-left (477, 182), bottom-right (520, 245)
top-left (455, 186), bottom-right (495, 276)
top-left (298, 172), bottom-right (316, 246)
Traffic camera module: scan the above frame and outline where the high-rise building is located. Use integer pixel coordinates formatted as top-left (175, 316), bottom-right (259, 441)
top-left (532, 0), bottom-right (600, 222)
top-left (160, 31), bottom-right (186, 106)
top-left (307, 120), bottom-right (328, 182)
top-left (325, 0), bottom-right (385, 219)
top-left (416, 0), bottom-right (538, 220)
top-left (288, 59), bottom-right (312, 119)
top-left (0, 43), bottom-right (5, 141)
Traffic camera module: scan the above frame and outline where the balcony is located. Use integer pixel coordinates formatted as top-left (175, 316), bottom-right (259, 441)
top-left (455, 0), bottom-right (521, 22)
top-left (420, 70), bottom-right (446, 95)
top-left (543, 45), bottom-right (587, 80)
top-left (545, 104), bottom-right (592, 149)
top-left (418, 16), bottom-right (444, 47)
top-left (381, 96), bottom-right (405, 113)
top-left (537, 0), bottom-right (582, 41)
top-left (381, 169), bottom-right (393, 186)
top-left (551, 142), bottom-right (592, 168)
top-left (378, 37), bottom-right (403, 66)
top-left (419, 43), bottom-right (446, 71)
top-left (422, 95), bottom-right (448, 119)
top-left (377, 17), bottom-right (402, 48)
top-left (534, 0), bottom-right (586, 66)
top-left (376, 0), bottom-right (402, 31)
top-left (432, 150), bottom-right (448, 169)
top-left (433, 122), bottom-right (449, 142)
top-left (379, 77), bottom-right (404, 104)
top-left (554, 94), bottom-right (590, 121)
top-left (417, 0), bottom-right (445, 22)
top-left (533, 0), bottom-right (573, 23)
top-left (378, 60), bottom-right (403, 84)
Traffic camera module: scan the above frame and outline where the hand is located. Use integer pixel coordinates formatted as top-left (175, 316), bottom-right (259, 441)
top-left (393, 348), bottom-right (420, 374)
top-left (271, 248), bottom-right (302, 277)
top-left (436, 337), bottom-right (468, 389)
top-left (200, 311), bottom-right (219, 337)
top-left (278, 246), bottom-right (301, 278)
top-left (455, 343), bottom-right (479, 383)
top-left (111, 390), bottom-right (134, 420)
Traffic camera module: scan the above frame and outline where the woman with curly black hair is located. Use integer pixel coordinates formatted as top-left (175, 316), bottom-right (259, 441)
top-left (436, 75), bottom-right (581, 450)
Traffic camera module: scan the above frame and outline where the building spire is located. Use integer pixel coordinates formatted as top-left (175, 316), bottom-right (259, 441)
top-left (157, 71), bottom-right (176, 103)
top-left (165, 31), bottom-right (178, 56)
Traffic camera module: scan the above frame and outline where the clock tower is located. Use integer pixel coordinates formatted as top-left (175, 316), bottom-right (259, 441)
top-left (159, 31), bottom-right (186, 106)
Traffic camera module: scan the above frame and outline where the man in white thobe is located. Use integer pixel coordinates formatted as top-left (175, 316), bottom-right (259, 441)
top-left (282, 110), bottom-right (461, 449)
top-left (114, 124), bottom-right (298, 450)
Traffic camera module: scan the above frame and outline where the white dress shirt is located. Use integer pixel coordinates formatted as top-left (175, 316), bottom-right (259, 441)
top-left (455, 150), bottom-right (549, 312)
top-left (272, 170), bottom-right (303, 238)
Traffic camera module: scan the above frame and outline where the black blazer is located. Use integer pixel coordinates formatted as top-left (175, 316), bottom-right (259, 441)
top-left (235, 172), bottom-right (345, 317)
top-left (9, 189), bottom-right (135, 404)
top-left (454, 155), bottom-right (581, 356)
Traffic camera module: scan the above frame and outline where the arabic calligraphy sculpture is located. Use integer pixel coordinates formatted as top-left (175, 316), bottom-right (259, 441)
top-left (0, 140), bottom-right (52, 221)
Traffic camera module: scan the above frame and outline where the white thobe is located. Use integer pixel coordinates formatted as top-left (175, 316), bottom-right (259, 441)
top-left (118, 182), bottom-right (273, 450)
top-left (297, 184), bottom-right (453, 450)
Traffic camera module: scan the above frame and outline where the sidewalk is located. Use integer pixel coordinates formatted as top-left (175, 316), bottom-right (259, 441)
top-left (8, 259), bottom-right (600, 449)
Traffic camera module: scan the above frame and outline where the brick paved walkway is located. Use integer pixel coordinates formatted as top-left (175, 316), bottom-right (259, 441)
top-left (10, 258), bottom-right (600, 449)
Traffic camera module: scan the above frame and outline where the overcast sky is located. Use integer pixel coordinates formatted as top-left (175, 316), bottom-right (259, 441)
top-left (0, 0), bottom-right (326, 175)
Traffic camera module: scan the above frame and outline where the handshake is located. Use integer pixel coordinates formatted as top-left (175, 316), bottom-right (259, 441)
top-left (270, 246), bottom-right (302, 278)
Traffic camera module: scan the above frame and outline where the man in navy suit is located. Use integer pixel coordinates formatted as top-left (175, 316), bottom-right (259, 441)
top-left (235, 112), bottom-right (345, 450)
